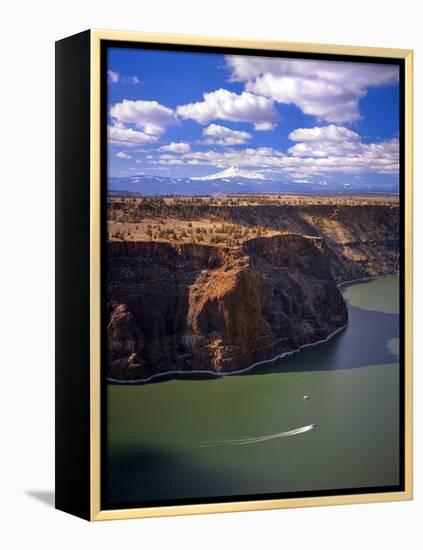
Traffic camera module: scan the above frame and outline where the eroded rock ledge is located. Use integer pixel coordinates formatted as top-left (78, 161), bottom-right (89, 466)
top-left (107, 233), bottom-right (348, 381)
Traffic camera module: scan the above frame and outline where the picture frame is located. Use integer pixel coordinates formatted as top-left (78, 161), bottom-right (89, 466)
top-left (55, 29), bottom-right (413, 521)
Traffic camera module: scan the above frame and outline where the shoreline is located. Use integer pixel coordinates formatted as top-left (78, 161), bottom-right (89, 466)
top-left (108, 273), bottom-right (397, 386)
top-left (108, 323), bottom-right (348, 385)
top-left (337, 272), bottom-right (398, 289)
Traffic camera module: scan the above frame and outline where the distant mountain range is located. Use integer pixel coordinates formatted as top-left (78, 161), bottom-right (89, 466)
top-left (108, 167), bottom-right (399, 196)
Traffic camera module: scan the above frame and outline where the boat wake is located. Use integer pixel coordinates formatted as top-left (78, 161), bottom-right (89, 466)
top-left (129, 424), bottom-right (316, 455)
top-left (195, 423), bottom-right (316, 449)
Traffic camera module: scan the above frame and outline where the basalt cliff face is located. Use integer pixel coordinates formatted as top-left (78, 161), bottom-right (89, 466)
top-left (180, 203), bottom-right (400, 282)
top-left (107, 234), bottom-right (348, 381)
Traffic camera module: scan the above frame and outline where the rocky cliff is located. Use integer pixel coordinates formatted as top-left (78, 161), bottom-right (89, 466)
top-left (107, 234), bottom-right (348, 381)
top-left (183, 203), bottom-right (400, 282)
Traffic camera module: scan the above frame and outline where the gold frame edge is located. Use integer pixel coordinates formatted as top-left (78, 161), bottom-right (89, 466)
top-left (89, 30), bottom-right (413, 521)
top-left (90, 30), bottom-right (102, 521)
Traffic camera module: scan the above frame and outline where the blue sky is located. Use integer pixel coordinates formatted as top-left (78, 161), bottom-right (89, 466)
top-left (107, 46), bottom-right (400, 188)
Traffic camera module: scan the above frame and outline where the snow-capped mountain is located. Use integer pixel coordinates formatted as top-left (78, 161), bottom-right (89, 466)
top-left (108, 173), bottom-right (399, 196)
top-left (191, 166), bottom-right (266, 181)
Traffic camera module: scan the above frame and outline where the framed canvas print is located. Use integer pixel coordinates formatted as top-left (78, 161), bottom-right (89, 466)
top-left (55, 29), bottom-right (413, 521)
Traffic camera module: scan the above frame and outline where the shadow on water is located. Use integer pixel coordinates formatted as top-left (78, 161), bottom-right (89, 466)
top-left (249, 305), bottom-right (399, 376)
top-left (107, 443), bottom-right (249, 504)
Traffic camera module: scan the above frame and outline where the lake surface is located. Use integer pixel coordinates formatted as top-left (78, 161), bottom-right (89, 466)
top-left (106, 275), bottom-right (400, 506)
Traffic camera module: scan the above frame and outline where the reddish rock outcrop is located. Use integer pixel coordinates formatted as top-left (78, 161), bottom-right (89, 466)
top-left (107, 234), bottom-right (348, 380)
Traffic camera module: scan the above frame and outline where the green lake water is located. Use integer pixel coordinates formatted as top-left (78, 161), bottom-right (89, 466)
top-left (106, 275), bottom-right (400, 506)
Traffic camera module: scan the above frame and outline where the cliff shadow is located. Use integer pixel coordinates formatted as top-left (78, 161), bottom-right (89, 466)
top-left (108, 305), bottom-right (399, 385)
top-left (247, 306), bottom-right (399, 377)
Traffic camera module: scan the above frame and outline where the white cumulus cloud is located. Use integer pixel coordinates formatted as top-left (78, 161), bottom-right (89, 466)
top-left (202, 124), bottom-right (252, 146)
top-left (110, 99), bottom-right (179, 137)
top-left (176, 88), bottom-right (279, 129)
top-left (289, 124), bottom-right (360, 143)
top-left (226, 56), bottom-right (399, 123)
top-left (116, 151), bottom-right (132, 159)
top-left (107, 70), bottom-right (119, 83)
top-left (254, 122), bottom-right (276, 131)
top-left (175, 129), bottom-right (399, 177)
top-left (286, 125), bottom-right (399, 169)
top-left (128, 76), bottom-right (141, 84)
top-left (108, 124), bottom-right (159, 147)
top-left (160, 142), bottom-right (192, 153)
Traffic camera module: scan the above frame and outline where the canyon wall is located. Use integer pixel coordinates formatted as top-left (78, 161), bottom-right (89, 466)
top-left (106, 203), bottom-right (399, 381)
top-left (188, 203), bottom-right (400, 282)
top-left (107, 234), bottom-right (347, 380)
